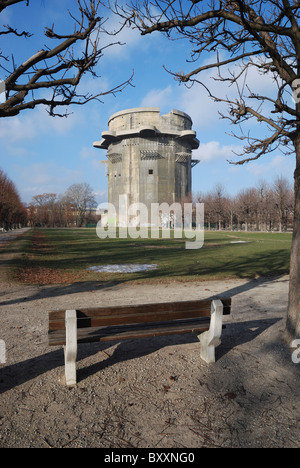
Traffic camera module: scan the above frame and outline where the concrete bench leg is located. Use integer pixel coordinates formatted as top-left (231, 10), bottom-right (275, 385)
top-left (199, 299), bottom-right (223, 364)
top-left (64, 310), bottom-right (77, 386)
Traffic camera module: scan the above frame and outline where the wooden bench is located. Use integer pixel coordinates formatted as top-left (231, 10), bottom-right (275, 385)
top-left (48, 297), bottom-right (231, 386)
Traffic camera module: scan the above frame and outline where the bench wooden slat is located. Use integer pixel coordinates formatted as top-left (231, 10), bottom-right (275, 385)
top-left (49, 300), bottom-right (213, 320)
top-left (49, 317), bottom-right (211, 345)
top-left (50, 308), bottom-right (212, 330)
top-left (49, 298), bottom-right (231, 331)
top-left (49, 298), bottom-right (231, 320)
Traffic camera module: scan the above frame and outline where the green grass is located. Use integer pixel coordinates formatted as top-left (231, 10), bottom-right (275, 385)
top-left (10, 228), bottom-right (292, 284)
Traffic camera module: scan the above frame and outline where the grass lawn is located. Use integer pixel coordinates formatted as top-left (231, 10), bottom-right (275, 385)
top-left (10, 228), bottom-right (292, 285)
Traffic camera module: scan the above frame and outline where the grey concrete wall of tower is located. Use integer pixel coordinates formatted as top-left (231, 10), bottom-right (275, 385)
top-left (93, 108), bottom-right (200, 225)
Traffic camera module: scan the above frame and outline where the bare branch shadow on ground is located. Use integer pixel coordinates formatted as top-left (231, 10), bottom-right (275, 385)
top-left (0, 274), bottom-right (289, 309)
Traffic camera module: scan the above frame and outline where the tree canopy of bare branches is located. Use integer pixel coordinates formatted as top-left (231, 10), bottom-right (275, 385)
top-left (196, 177), bottom-right (294, 232)
top-left (65, 182), bottom-right (97, 226)
top-left (0, 168), bottom-right (27, 229)
top-left (111, 0), bottom-right (299, 159)
top-left (28, 183), bottom-right (98, 228)
top-left (0, 0), bottom-right (133, 117)
top-left (110, 0), bottom-right (300, 341)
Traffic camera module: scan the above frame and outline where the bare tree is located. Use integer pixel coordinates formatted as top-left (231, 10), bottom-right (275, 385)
top-left (65, 182), bottom-right (97, 226)
top-left (256, 180), bottom-right (270, 231)
top-left (0, 168), bottom-right (27, 229)
top-left (0, 0), bottom-right (133, 117)
top-left (201, 191), bottom-right (216, 230)
top-left (273, 176), bottom-right (293, 231)
top-left (212, 183), bottom-right (227, 230)
top-left (111, 0), bottom-right (300, 342)
top-left (55, 195), bottom-right (76, 228)
top-left (236, 188), bottom-right (257, 231)
top-left (225, 196), bottom-right (237, 231)
top-left (31, 193), bottom-right (57, 227)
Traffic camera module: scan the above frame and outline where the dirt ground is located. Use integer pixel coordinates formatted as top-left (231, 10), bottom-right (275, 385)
top-left (0, 229), bottom-right (299, 448)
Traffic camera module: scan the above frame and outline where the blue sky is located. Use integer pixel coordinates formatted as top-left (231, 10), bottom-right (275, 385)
top-left (0, 0), bottom-right (296, 205)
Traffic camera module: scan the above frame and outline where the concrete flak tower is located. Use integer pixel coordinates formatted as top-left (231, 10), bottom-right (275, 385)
top-left (93, 107), bottom-right (199, 223)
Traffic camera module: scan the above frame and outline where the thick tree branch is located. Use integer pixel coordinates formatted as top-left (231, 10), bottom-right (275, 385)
top-left (0, 0), bottom-right (133, 117)
top-left (113, 0), bottom-right (300, 159)
top-left (173, 49), bottom-right (264, 82)
top-left (0, 0), bottom-right (27, 13)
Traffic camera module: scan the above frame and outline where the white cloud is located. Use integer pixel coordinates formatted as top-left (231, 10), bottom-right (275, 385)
top-left (93, 189), bottom-right (107, 203)
top-left (193, 141), bottom-right (243, 163)
top-left (0, 105), bottom-right (80, 146)
top-left (178, 82), bottom-right (225, 128)
top-left (80, 147), bottom-right (107, 173)
top-left (91, 159), bottom-right (103, 169)
top-left (167, 54), bottom-right (281, 131)
top-left (81, 146), bottom-right (95, 160)
top-left (140, 86), bottom-right (173, 109)
top-left (13, 162), bottom-right (82, 202)
top-left (246, 154), bottom-right (295, 178)
top-left (0, 112), bottom-right (37, 142)
top-left (84, 15), bottom-right (144, 62)
top-left (76, 75), bottom-right (112, 99)
top-left (104, 24), bottom-right (142, 59)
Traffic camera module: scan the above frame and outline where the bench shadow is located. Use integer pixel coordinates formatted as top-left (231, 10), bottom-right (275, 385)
top-left (0, 317), bottom-right (283, 393)
top-left (76, 317), bottom-right (281, 383)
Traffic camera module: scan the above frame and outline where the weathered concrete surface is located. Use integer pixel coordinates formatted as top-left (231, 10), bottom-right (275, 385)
top-left (93, 108), bottom-right (200, 223)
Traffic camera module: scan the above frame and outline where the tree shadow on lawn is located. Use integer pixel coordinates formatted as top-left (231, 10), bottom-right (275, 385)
top-left (0, 246), bottom-right (290, 308)
top-left (7, 228), bottom-right (291, 281)
top-left (0, 317), bottom-right (282, 393)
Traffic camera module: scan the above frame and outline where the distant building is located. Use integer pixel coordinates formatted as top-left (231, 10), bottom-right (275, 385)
top-left (93, 107), bottom-right (199, 224)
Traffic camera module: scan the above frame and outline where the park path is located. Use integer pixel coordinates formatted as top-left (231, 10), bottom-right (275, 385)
top-left (0, 229), bottom-right (299, 448)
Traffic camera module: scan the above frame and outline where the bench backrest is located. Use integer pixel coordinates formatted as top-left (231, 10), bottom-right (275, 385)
top-left (49, 298), bottom-right (231, 345)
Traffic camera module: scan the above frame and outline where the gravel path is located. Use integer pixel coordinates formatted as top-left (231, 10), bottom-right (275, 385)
top-left (0, 229), bottom-right (299, 448)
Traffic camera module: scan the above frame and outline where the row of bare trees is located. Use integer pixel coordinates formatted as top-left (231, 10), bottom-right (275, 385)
top-left (28, 176), bottom-right (293, 231)
top-left (194, 176), bottom-right (294, 232)
top-left (27, 183), bottom-right (98, 228)
top-left (0, 169), bottom-right (27, 230)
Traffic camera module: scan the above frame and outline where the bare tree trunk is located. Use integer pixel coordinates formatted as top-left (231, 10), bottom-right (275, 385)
top-left (285, 134), bottom-right (300, 342)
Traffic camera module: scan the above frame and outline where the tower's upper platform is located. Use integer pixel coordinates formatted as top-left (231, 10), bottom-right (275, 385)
top-left (93, 107), bottom-right (199, 150)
